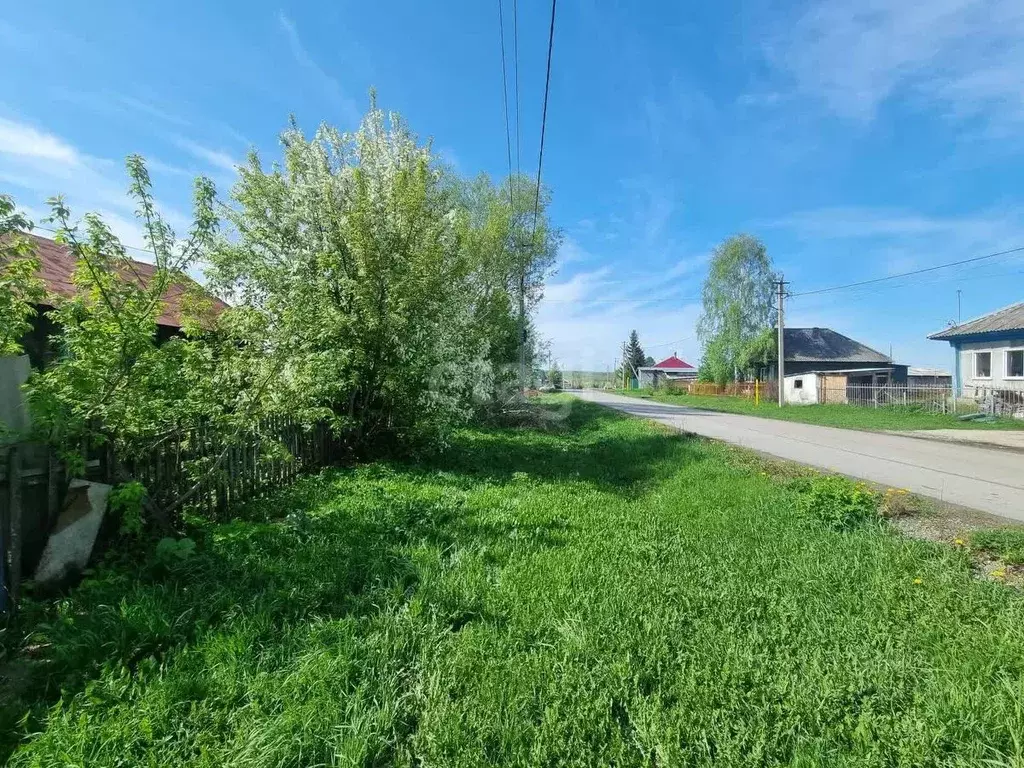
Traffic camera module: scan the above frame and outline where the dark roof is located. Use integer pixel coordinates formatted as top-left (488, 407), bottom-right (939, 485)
top-left (651, 354), bottom-right (694, 370)
top-left (928, 302), bottom-right (1024, 340)
top-left (14, 232), bottom-right (229, 329)
top-left (784, 327), bottom-right (891, 364)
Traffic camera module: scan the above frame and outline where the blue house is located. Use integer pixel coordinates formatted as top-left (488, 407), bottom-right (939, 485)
top-left (928, 302), bottom-right (1024, 396)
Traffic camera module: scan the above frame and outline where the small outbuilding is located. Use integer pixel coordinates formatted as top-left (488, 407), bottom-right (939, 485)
top-left (907, 367), bottom-right (952, 388)
top-left (784, 367), bottom-right (908, 405)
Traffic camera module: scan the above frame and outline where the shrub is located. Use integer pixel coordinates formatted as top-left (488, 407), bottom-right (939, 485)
top-left (797, 475), bottom-right (879, 530)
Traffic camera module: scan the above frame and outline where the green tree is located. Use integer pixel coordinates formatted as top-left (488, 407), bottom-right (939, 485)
top-left (696, 234), bottom-right (775, 385)
top-left (26, 159), bottom-right (219, 474)
top-left (0, 195), bottom-right (45, 357)
top-left (451, 171), bottom-right (559, 409)
top-left (624, 330), bottom-right (646, 377)
top-left (548, 361), bottom-right (563, 390)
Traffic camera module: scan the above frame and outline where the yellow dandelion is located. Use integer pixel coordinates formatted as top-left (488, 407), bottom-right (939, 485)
top-left (913, 578), bottom-right (923, 585)
top-left (992, 569), bottom-right (1007, 580)
top-left (954, 538), bottom-right (965, 546)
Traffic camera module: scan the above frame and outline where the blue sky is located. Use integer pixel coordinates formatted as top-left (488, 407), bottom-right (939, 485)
top-left (3, 0), bottom-right (1024, 372)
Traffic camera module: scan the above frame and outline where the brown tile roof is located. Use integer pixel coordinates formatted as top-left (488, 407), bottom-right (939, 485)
top-left (15, 232), bottom-right (229, 329)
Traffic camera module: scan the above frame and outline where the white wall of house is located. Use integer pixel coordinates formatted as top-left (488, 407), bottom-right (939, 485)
top-left (957, 339), bottom-right (1024, 390)
top-left (784, 373), bottom-right (819, 405)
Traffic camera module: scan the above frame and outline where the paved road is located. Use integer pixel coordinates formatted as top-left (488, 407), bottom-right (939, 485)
top-left (573, 390), bottom-right (1024, 522)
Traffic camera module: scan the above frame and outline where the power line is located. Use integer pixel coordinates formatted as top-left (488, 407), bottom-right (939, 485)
top-left (790, 244), bottom-right (1024, 298)
top-left (496, 0), bottom-right (515, 211)
top-left (530, 0), bottom-right (557, 241)
top-left (512, 0), bottom-right (521, 181)
top-left (645, 334), bottom-right (696, 350)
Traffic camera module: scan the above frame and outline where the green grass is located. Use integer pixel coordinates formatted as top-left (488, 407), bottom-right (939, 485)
top-left (5, 397), bottom-right (1024, 766)
top-left (616, 388), bottom-right (1024, 431)
top-left (971, 528), bottom-right (1024, 565)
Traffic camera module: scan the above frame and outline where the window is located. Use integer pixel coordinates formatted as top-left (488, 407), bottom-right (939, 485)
top-left (793, 379), bottom-right (803, 389)
top-left (975, 351), bottom-right (992, 378)
top-left (1008, 349), bottom-right (1024, 378)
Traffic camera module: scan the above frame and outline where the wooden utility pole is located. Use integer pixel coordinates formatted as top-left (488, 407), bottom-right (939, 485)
top-left (518, 271), bottom-right (527, 395)
top-left (622, 341), bottom-right (627, 389)
top-left (777, 275), bottom-right (786, 407)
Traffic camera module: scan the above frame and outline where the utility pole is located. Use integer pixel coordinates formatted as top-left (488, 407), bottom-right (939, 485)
top-left (518, 270), bottom-right (527, 395)
top-left (957, 289), bottom-right (962, 325)
top-left (777, 275), bottom-right (786, 407)
top-left (622, 341), bottom-right (627, 389)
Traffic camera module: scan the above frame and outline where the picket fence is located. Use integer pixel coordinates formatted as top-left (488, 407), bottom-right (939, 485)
top-left (1, 418), bottom-right (343, 613)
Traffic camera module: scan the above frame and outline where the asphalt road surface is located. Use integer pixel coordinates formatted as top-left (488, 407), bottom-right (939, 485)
top-left (573, 390), bottom-right (1024, 522)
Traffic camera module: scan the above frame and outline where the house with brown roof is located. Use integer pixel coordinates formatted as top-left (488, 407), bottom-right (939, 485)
top-left (13, 233), bottom-right (229, 368)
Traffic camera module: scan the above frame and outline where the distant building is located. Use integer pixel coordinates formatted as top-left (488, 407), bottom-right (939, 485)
top-left (638, 354), bottom-right (697, 388)
top-left (907, 367), bottom-right (952, 388)
top-left (928, 302), bottom-right (1024, 395)
top-left (763, 327), bottom-right (908, 384)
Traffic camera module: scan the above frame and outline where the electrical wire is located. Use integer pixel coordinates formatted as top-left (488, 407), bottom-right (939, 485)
top-left (496, 0), bottom-right (516, 211)
top-left (512, 0), bottom-right (521, 182)
top-left (530, 0), bottom-right (557, 242)
top-left (790, 244), bottom-right (1024, 297)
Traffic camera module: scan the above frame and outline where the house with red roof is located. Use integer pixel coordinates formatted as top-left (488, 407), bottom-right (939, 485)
top-left (12, 232), bottom-right (229, 368)
top-left (638, 353), bottom-right (697, 388)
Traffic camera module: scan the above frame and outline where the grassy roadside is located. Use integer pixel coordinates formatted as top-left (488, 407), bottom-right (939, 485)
top-left (5, 397), bottom-right (1024, 765)
top-left (614, 388), bottom-right (1024, 431)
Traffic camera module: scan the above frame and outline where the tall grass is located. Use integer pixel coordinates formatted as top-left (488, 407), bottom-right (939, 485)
top-left (4, 398), bottom-right (1024, 765)
top-left (622, 389), bottom-right (1024, 431)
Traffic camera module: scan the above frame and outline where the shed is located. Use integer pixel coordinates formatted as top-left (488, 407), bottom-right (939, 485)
top-left (784, 368), bottom-right (905, 405)
top-left (907, 367), bottom-right (952, 388)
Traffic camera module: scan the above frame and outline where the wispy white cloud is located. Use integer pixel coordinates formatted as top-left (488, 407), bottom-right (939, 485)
top-left (113, 95), bottom-right (191, 128)
top-left (173, 137), bottom-right (237, 174)
top-left (277, 11), bottom-right (361, 126)
top-left (536, 248), bottom-right (709, 370)
top-left (0, 117), bottom-right (81, 165)
top-left (767, 206), bottom-right (1024, 248)
top-left (0, 115), bottom-right (190, 256)
top-left (766, 0), bottom-right (1024, 130)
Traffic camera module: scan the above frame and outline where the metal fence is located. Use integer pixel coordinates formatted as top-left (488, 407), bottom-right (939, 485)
top-left (820, 383), bottom-right (954, 412)
top-left (816, 381), bottom-right (1024, 418)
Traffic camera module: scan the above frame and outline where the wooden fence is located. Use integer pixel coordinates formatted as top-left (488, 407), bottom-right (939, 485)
top-left (668, 379), bottom-right (779, 401)
top-left (1, 418), bottom-right (343, 613)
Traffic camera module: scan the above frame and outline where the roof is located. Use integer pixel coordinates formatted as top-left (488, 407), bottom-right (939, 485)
top-left (784, 327), bottom-right (891, 364)
top-left (928, 302), bottom-right (1024, 340)
top-left (908, 366), bottom-right (951, 378)
top-left (12, 232), bottom-right (228, 329)
top-left (649, 354), bottom-right (694, 371)
top-left (786, 367), bottom-right (896, 378)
